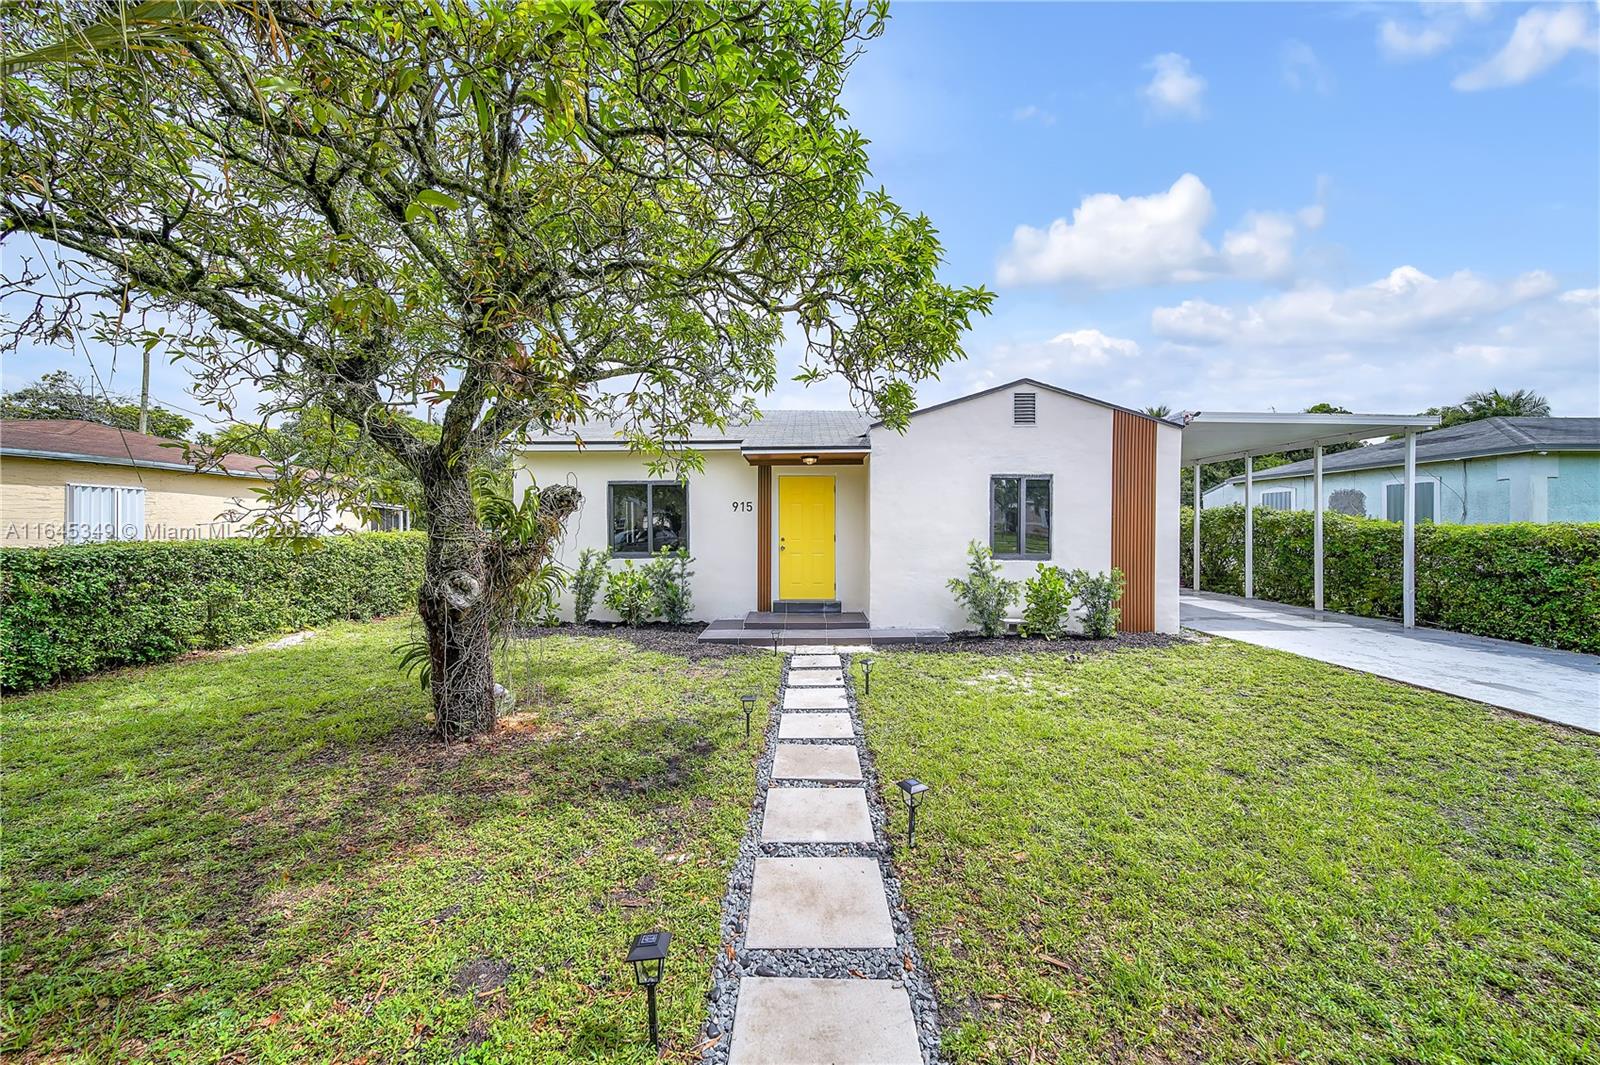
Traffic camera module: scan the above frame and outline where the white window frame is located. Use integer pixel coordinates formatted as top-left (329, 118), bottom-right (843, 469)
top-left (65, 482), bottom-right (146, 544)
top-left (1258, 486), bottom-right (1295, 511)
top-left (1383, 476), bottom-right (1440, 523)
top-left (368, 503), bottom-right (412, 533)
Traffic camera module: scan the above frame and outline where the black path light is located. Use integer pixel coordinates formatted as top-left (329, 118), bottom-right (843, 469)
top-left (860, 656), bottom-right (874, 695)
top-left (896, 778), bottom-right (931, 850)
top-left (741, 693), bottom-right (759, 741)
top-left (626, 929), bottom-right (671, 1048)
top-left (771, 629), bottom-right (780, 657)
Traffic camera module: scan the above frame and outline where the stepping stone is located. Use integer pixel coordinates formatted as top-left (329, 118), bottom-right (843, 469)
top-left (771, 743), bottom-right (861, 782)
top-left (761, 787), bottom-right (874, 843)
top-left (790, 653), bottom-right (841, 669)
top-left (777, 712), bottom-right (853, 739)
top-left (786, 668), bottom-right (845, 687)
top-left (728, 977), bottom-right (921, 1065)
top-left (744, 857), bottom-right (896, 948)
top-left (782, 687), bottom-right (848, 711)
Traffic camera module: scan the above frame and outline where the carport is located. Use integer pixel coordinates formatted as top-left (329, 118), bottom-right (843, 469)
top-left (1180, 410), bottom-right (1437, 625)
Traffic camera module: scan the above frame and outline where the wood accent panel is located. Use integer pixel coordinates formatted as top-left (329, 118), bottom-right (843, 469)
top-left (756, 464), bottom-right (772, 611)
top-left (1110, 411), bottom-right (1157, 633)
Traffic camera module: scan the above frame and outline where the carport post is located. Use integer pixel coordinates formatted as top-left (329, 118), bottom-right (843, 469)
top-left (1192, 462), bottom-right (1202, 591)
top-left (1313, 444), bottom-right (1324, 612)
top-left (1243, 453), bottom-right (1254, 599)
top-left (1404, 430), bottom-right (1416, 628)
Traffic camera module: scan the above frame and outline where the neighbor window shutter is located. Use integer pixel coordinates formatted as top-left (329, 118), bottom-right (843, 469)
top-left (66, 485), bottom-right (115, 543)
top-left (116, 487), bottom-right (146, 540)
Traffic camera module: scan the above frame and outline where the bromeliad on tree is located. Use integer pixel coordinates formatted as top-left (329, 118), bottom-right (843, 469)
top-left (0, 1), bottom-right (992, 738)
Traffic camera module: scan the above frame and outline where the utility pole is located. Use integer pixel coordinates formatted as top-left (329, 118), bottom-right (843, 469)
top-left (138, 345), bottom-right (151, 435)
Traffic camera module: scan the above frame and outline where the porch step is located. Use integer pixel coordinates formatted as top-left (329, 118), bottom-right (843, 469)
top-left (770, 600), bottom-right (843, 615)
top-left (744, 610), bottom-right (869, 630)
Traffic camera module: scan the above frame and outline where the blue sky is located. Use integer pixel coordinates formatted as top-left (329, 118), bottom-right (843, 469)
top-left (6, 2), bottom-right (1597, 429)
top-left (774, 0), bottom-right (1600, 417)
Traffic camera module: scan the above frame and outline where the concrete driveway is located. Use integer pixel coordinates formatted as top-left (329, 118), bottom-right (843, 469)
top-left (1181, 591), bottom-right (1600, 734)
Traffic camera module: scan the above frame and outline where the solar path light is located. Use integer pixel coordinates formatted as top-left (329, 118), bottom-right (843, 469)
top-left (626, 929), bottom-right (671, 1048)
top-left (741, 693), bottom-right (758, 741)
top-left (896, 778), bottom-right (931, 850)
top-left (861, 656), bottom-right (873, 695)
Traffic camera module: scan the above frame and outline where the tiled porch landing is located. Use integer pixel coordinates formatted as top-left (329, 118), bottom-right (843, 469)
top-left (698, 610), bottom-right (946, 647)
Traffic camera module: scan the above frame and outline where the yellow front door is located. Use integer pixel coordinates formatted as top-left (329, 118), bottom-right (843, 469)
top-left (778, 476), bottom-right (836, 600)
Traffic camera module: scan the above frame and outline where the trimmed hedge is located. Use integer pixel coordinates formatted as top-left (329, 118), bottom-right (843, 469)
top-left (1, 532), bottom-right (425, 691)
top-left (1181, 506), bottom-right (1600, 652)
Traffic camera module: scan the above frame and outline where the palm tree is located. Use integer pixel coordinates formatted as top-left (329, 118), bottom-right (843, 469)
top-left (1144, 404), bottom-right (1173, 419)
top-left (1432, 388), bottom-right (1552, 428)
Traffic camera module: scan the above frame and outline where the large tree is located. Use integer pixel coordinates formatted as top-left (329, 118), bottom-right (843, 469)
top-left (2, 1), bottom-right (991, 738)
top-left (1428, 388), bottom-right (1552, 428)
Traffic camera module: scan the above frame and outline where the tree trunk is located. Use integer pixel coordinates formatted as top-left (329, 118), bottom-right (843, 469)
top-left (417, 473), bottom-right (498, 740)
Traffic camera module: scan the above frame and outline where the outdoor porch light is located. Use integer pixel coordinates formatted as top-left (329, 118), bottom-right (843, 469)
top-left (896, 778), bottom-right (931, 850)
top-left (626, 929), bottom-right (671, 1048)
top-left (861, 656), bottom-right (873, 695)
top-left (801, 454), bottom-right (818, 465)
top-left (741, 693), bottom-right (759, 741)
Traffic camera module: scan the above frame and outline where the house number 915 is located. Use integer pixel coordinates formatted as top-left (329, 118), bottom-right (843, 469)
top-left (731, 501), bottom-right (754, 512)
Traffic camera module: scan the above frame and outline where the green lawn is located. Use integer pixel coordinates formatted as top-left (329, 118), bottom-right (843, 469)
top-left (1, 620), bottom-right (777, 1062)
top-left (856, 639), bottom-right (1600, 1065)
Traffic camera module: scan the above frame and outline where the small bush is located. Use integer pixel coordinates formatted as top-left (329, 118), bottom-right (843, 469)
top-left (1069, 568), bottom-right (1125, 639)
top-left (947, 541), bottom-right (1020, 637)
top-left (571, 547), bottom-right (608, 624)
top-left (603, 560), bottom-right (653, 626)
top-left (644, 547), bottom-right (695, 624)
top-left (1020, 563), bottom-right (1073, 639)
top-left (1, 532), bottom-right (424, 691)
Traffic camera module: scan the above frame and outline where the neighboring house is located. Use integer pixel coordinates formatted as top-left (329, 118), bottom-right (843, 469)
top-left (517, 379), bottom-right (1182, 633)
top-left (1200, 417), bottom-right (1600, 524)
top-left (0, 419), bottom-right (380, 545)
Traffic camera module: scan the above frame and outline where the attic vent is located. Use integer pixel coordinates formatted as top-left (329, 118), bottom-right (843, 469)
top-left (1013, 392), bottom-right (1037, 425)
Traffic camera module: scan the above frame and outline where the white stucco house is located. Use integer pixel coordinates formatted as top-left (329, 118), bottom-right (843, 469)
top-left (515, 379), bottom-right (1182, 638)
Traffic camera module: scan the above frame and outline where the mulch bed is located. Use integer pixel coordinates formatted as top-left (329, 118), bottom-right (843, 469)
top-left (903, 630), bottom-right (1183, 658)
top-left (510, 622), bottom-right (760, 660)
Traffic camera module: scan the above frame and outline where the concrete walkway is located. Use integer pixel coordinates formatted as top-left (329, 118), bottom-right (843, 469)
top-left (1181, 591), bottom-right (1600, 733)
top-left (705, 648), bottom-right (932, 1064)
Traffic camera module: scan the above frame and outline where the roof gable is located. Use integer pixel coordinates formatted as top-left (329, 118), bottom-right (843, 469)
top-left (874, 378), bottom-right (1168, 429)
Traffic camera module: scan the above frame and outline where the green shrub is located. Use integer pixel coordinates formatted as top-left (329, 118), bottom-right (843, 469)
top-left (602, 560), bottom-right (653, 625)
top-left (1181, 506), bottom-right (1600, 652)
top-left (644, 547), bottom-right (695, 624)
top-left (1020, 564), bottom-right (1072, 639)
top-left (0, 532), bottom-right (425, 690)
top-left (1070, 567), bottom-right (1126, 639)
top-left (571, 547), bottom-right (608, 624)
top-left (947, 541), bottom-right (1020, 637)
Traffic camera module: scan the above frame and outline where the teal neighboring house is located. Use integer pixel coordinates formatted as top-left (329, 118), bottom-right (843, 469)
top-left (1201, 417), bottom-right (1600, 524)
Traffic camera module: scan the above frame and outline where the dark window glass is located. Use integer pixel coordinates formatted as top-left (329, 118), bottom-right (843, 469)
top-left (609, 482), bottom-right (689, 555)
top-left (991, 477), bottom-right (1020, 556)
top-left (991, 475), bottom-right (1050, 559)
top-left (1024, 478), bottom-right (1051, 555)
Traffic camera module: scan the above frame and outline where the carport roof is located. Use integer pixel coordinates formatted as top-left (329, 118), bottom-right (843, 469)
top-left (1180, 411), bottom-right (1438, 465)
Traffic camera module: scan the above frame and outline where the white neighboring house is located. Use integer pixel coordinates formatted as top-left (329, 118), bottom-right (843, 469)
top-left (515, 379), bottom-right (1182, 634)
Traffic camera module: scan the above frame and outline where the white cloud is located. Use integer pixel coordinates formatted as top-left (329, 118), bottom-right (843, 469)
top-left (1559, 286), bottom-right (1599, 305)
top-left (1141, 53), bottom-right (1206, 119)
top-left (1041, 328), bottom-right (1142, 366)
top-left (1453, 5), bottom-right (1599, 90)
top-left (1378, 2), bottom-right (1494, 61)
top-left (1012, 104), bottom-right (1056, 126)
top-left (1281, 40), bottom-right (1332, 94)
top-left (997, 175), bottom-right (1324, 288)
top-left (1152, 265), bottom-right (1560, 345)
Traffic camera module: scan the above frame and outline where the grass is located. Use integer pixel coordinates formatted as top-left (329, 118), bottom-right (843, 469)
top-left (856, 638), bottom-right (1600, 1064)
top-left (1, 620), bottom-right (777, 1062)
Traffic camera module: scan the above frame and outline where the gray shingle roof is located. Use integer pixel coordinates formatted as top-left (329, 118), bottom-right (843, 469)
top-left (521, 409), bottom-right (871, 450)
top-left (1231, 417), bottom-right (1600, 483)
